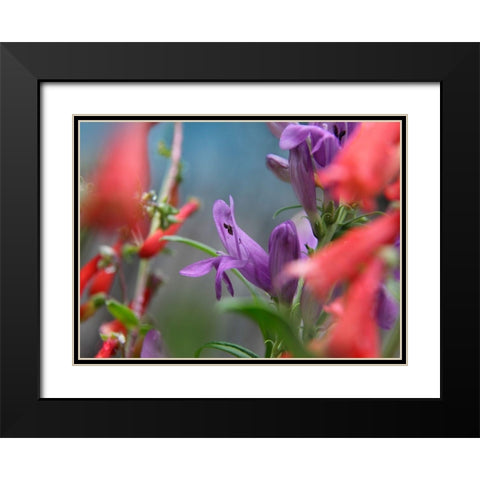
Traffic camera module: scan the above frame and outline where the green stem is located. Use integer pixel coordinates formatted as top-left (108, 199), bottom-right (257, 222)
top-left (382, 319), bottom-right (401, 358)
top-left (128, 122), bottom-right (183, 357)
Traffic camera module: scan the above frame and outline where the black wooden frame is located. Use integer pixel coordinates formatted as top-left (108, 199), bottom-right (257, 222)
top-left (1, 43), bottom-right (478, 437)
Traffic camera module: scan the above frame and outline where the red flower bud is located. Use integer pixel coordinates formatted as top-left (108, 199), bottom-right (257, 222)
top-left (287, 209), bottom-right (400, 299)
top-left (88, 241), bottom-right (123, 296)
top-left (138, 198), bottom-right (200, 258)
top-left (94, 320), bottom-right (127, 358)
top-left (81, 122), bottom-right (153, 232)
top-left (316, 122), bottom-right (400, 209)
top-left (95, 338), bottom-right (120, 358)
top-left (80, 254), bottom-right (101, 295)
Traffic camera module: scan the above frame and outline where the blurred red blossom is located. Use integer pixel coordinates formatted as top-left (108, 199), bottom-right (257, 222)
top-left (81, 122), bottom-right (153, 233)
top-left (325, 257), bottom-right (384, 358)
top-left (286, 209), bottom-right (400, 299)
top-left (316, 122), bottom-right (400, 209)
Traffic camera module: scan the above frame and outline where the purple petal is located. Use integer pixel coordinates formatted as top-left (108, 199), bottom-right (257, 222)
top-left (320, 122), bottom-right (360, 145)
top-left (279, 124), bottom-right (330, 150)
top-left (266, 154), bottom-right (291, 182)
top-left (222, 272), bottom-right (234, 296)
top-left (267, 122), bottom-right (290, 138)
top-left (376, 285), bottom-right (399, 330)
top-left (279, 124), bottom-right (313, 150)
top-left (214, 256), bottom-right (248, 300)
top-left (288, 144), bottom-right (317, 216)
top-left (179, 257), bottom-right (219, 277)
top-left (213, 197), bottom-right (271, 292)
top-left (291, 212), bottom-right (318, 256)
top-left (268, 220), bottom-right (301, 303)
top-left (311, 133), bottom-right (341, 168)
top-left (140, 329), bottom-right (166, 358)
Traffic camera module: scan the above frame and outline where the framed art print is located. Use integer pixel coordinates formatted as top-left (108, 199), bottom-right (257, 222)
top-left (1, 43), bottom-right (478, 437)
top-left (73, 115), bottom-right (406, 365)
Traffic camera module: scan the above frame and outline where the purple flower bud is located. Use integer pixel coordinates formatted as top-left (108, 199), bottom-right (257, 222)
top-left (375, 285), bottom-right (399, 330)
top-left (140, 329), bottom-right (166, 358)
top-left (266, 122), bottom-right (290, 138)
top-left (288, 143), bottom-right (318, 217)
top-left (292, 212), bottom-right (318, 256)
top-left (266, 154), bottom-right (291, 183)
top-left (268, 220), bottom-right (301, 303)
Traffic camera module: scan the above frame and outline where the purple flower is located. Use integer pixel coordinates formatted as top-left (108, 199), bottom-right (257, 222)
top-left (140, 329), bottom-right (166, 358)
top-left (180, 197), bottom-right (301, 302)
top-left (311, 122), bottom-right (359, 146)
top-left (180, 196), bottom-right (271, 299)
top-left (375, 285), bottom-right (399, 330)
top-left (266, 123), bottom-right (344, 217)
top-left (269, 220), bottom-right (300, 303)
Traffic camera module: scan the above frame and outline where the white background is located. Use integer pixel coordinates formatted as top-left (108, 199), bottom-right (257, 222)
top-left (41, 83), bottom-right (440, 399)
top-left (2, 2), bottom-right (479, 480)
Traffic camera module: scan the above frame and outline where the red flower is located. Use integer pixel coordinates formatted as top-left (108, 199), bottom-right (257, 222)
top-left (95, 320), bottom-right (127, 359)
top-left (316, 122), bottom-right (400, 209)
top-left (81, 122), bottom-right (153, 232)
top-left (95, 338), bottom-right (120, 358)
top-left (88, 240), bottom-right (123, 296)
top-left (100, 319), bottom-right (127, 337)
top-left (326, 257), bottom-right (384, 358)
top-left (80, 254), bottom-right (101, 295)
top-left (287, 209), bottom-right (400, 299)
top-left (94, 274), bottom-right (162, 358)
top-left (138, 198), bottom-right (200, 259)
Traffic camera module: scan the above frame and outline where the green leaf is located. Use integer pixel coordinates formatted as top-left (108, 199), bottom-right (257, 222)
top-left (218, 298), bottom-right (312, 358)
top-left (139, 324), bottom-right (153, 336)
top-left (105, 299), bottom-right (139, 329)
top-left (161, 235), bottom-right (218, 256)
top-left (272, 204), bottom-right (303, 219)
top-left (195, 341), bottom-right (259, 359)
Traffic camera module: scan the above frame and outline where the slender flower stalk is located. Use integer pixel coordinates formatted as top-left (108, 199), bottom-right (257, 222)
top-left (132, 122), bottom-right (184, 316)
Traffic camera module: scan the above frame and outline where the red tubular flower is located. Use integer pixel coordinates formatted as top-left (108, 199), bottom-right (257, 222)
top-left (94, 274), bottom-right (162, 357)
top-left (100, 319), bottom-right (127, 337)
top-left (287, 209), bottom-right (400, 299)
top-left (88, 240), bottom-right (123, 296)
top-left (95, 338), bottom-right (120, 358)
top-left (81, 122), bottom-right (153, 232)
top-left (326, 257), bottom-right (384, 358)
top-left (316, 122), bottom-right (400, 209)
top-left (94, 320), bottom-right (127, 358)
top-left (138, 198), bottom-right (200, 259)
top-left (80, 254), bottom-right (101, 295)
